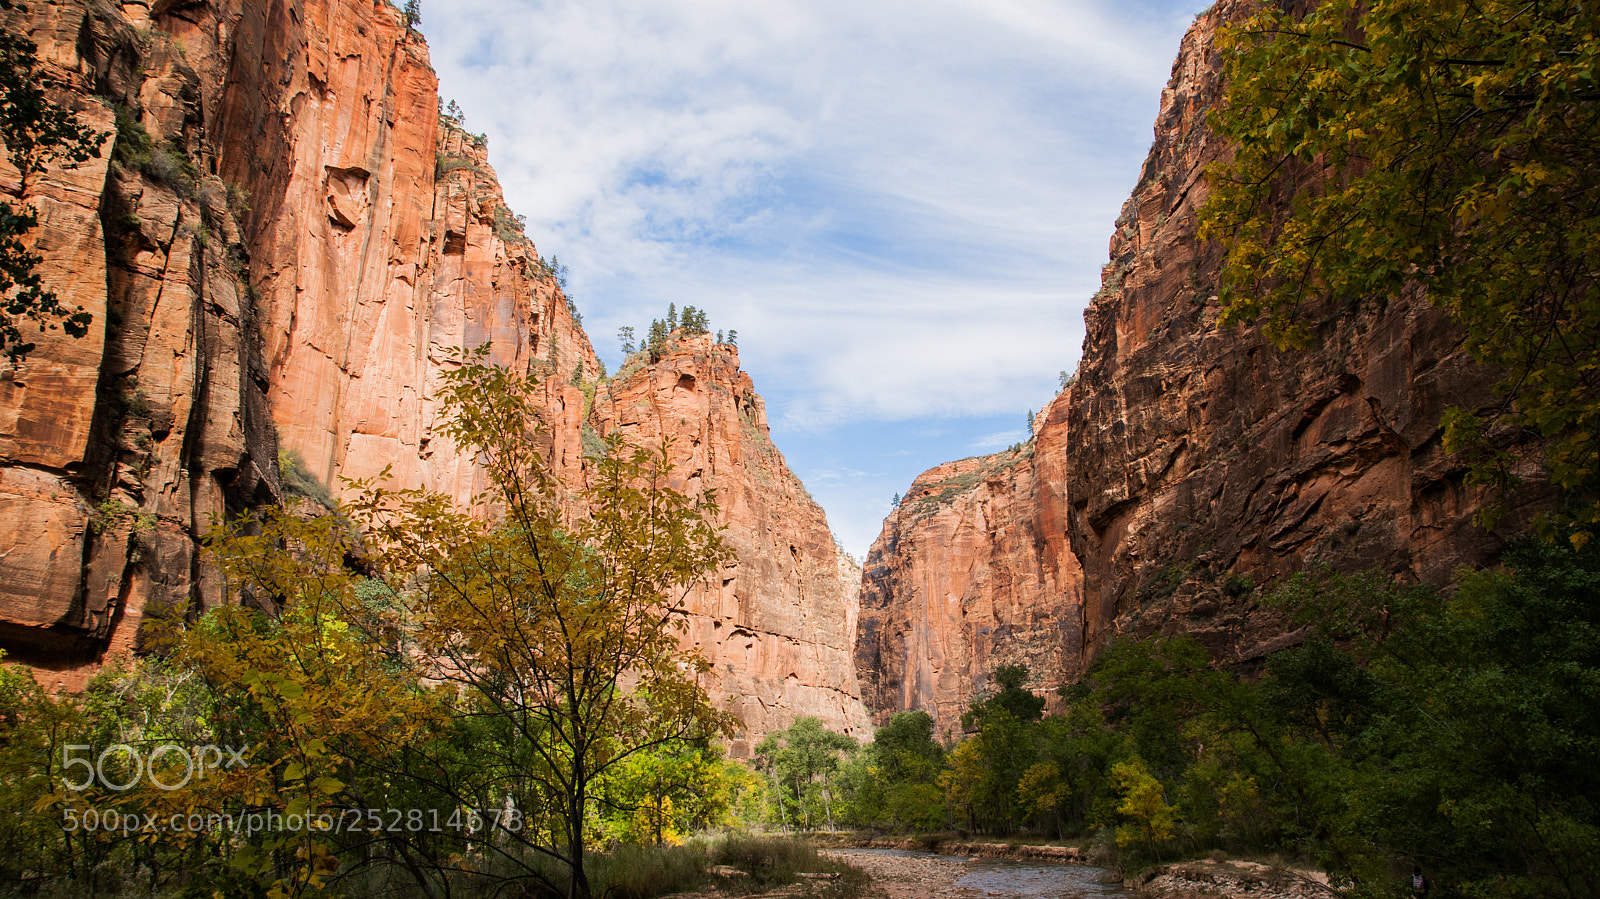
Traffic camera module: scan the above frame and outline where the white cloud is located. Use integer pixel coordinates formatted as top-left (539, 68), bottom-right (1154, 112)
top-left (972, 429), bottom-right (1028, 451)
top-left (421, 0), bottom-right (1210, 552)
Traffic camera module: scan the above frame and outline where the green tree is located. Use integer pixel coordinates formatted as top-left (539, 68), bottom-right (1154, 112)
top-left (679, 305), bottom-right (709, 334)
top-left (1200, 0), bottom-right (1600, 543)
top-left (402, 0), bottom-right (420, 28)
top-left (962, 663), bottom-right (1045, 730)
top-left (0, 7), bottom-right (102, 360)
top-left (346, 348), bottom-right (736, 899)
top-left (755, 718), bottom-right (857, 831)
top-left (161, 509), bottom-right (452, 898)
top-left (598, 742), bottom-right (742, 845)
top-left (1111, 758), bottom-right (1175, 857)
top-left (645, 318), bottom-right (670, 362)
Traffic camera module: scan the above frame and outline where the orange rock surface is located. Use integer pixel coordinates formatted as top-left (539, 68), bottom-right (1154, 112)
top-left (0, 0), bottom-right (871, 741)
top-left (855, 392), bottom-right (1079, 738)
top-left (596, 335), bottom-right (871, 748)
top-left (857, 0), bottom-right (1552, 725)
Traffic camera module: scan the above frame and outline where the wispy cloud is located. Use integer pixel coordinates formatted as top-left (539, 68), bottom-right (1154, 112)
top-left (971, 429), bottom-right (1028, 451)
top-left (422, 0), bottom-right (1210, 553)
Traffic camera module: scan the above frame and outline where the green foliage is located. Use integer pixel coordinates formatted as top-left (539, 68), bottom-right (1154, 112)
top-left (1200, 0), bottom-right (1600, 544)
top-left (679, 305), bottom-right (709, 335)
top-left (625, 304), bottom-right (720, 365)
top-left (709, 834), bottom-right (863, 891)
top-left (581, 421), bottom-right (607, 459)
top-left (492, 203), bottom-right (529, 245)
top-left (962, 664), bottom-right (1046, 730)
top-left (942, 669), bottom-right (1046, 834)
top-left (343, 346), bottom-right (736, 899)
top-left (402, 0), bottom-right (420, 29)
top-left (754, 717), bottom-right (858, 831)
top-left (0, 22), bottom-right (101, 360)
top-left (585, 841), bottom-right (708, 899)
top-left (276, 447), bottom-right (334, 509)
top-left (113, 105), bottom-right (198, 199)
top-left (0, 347), bottom-right (749, 897)
top-left (1111, 758), bottom-right (1175, 855)
top-left (90, 498), bottom-right (155, 535)
top-left (432, 152), bottom-right (478, 180)
top-left (597, 742), bottom-right (748, 846)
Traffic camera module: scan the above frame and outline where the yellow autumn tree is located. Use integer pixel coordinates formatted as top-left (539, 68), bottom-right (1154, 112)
top-left (343, 348), bottom-right (737, 899)
top-left (1111, 758), bottom-right (1175, 857)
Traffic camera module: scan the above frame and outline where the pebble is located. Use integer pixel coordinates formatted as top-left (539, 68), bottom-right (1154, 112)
top-left (1138, 861), bottom-right (1333, 899)
top-left (820, 849), bottom-right (988, 899)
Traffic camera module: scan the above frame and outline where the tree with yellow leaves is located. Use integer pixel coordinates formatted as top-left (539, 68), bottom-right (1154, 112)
top-left (1111, 758), bottom-right (1175, 858)
top-left (343, 348), bottom-right (737, 899)
top-left (1201, 0), bottom-right (1600, 544)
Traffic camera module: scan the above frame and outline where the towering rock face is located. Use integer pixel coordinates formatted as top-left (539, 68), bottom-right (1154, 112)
top-left (855, 392), bottom-right (1079, 738)
top-left (0, 0), bottom-right (870, 742)
top-left (857, 0), bottom-right (1551, 724)
top-left (596, 336), bottom-right (872, 749)
top-left (0, 0), bottom-right (280, 683)
top-left (1061, 0), bottom-right (1548, 661)
top-left (0, 0), bottom-right (595, 687)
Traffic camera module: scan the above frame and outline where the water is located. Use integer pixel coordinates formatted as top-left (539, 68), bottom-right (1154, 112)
top-left (837, 848), bottom-right (1129, 899)
top-left (955, 858), bottom-right (1127, 899)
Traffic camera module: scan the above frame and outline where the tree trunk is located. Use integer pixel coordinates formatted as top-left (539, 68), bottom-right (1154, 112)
top-left (569, 771), bottom-right (590, 899)
top-left (770, 767), bottom-right (787, 832)
top-left (821, 771), bottom-right (835, 831)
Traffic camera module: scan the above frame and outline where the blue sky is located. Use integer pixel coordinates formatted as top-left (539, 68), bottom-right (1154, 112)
top-left (421, 0), bottom-right (1212, 559)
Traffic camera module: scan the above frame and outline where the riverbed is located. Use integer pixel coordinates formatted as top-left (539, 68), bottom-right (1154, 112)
top-left (820, 847), bottom-right (1129, 899)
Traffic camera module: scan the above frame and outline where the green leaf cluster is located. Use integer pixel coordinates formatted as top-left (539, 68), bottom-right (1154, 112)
top-left (0, 15), bottom-right (100, 360)
top-left (1200, 0), bottom-right (1600, 543)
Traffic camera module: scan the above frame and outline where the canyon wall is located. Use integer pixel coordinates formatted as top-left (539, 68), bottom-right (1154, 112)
top-left (0, 0), bottom-right (594, 685)
top-left (0, 0), bottom-right (869, 742)
top-left (857, 0), bottom-right (1551, 725)
top-left (855, 391), bottom-right (1079, 738)
top-left (596, 336), bottom-right (872, 750)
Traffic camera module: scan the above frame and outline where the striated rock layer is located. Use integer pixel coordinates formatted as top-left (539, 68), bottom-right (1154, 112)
top-left (857, 0), bottom-right (1551, 726)
top-left (0, 0), bottom-right (595, 686)
top-left (0, 0), bottom-right (870, 740)
top-left (596, 336), bottom-right (871, 750)
top-left (855, 391), bottom-right (1079, 738)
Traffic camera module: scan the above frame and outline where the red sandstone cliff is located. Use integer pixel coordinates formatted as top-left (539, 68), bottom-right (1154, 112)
top-left (596, 335), bottom-right (871, 749)
top-left (0, 0), bottom-right (870, 740)
top-left (855, 391), bottom-right (1079, 738)
top-left (0, 0), bottom-right (596, 684)
top-left (856, 0), bottom-right (1552, 725)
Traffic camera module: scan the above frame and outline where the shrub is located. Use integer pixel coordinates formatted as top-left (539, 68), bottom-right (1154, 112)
top-left (277, 447), bottom-right (335, 508)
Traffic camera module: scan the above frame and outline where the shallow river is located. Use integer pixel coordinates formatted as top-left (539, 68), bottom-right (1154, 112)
top-left (824, 848), bottom-right (1130, 899)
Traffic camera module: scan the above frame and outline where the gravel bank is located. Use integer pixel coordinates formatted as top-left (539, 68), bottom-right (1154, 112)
top-left (819, 849), bottom-right (987, 899)
top-left (1135, 860), bottom-right (1334, 899)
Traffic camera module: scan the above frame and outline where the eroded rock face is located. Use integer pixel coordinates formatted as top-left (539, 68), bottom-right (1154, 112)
top-left (1062, 0), bottom-right (1548, 663)
top-left (855, 392), bottom-right (1079, 738)
top-left (0, 0), bottom-right (593, 686)
top-left (595, 336), bottom-right (872, 750)
top-left (0, 0), bottom-right (278, 685)
top-left (0, 0), bottom-right (873, 744)
top-left (857, 0), bottom-right (1551, 725)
